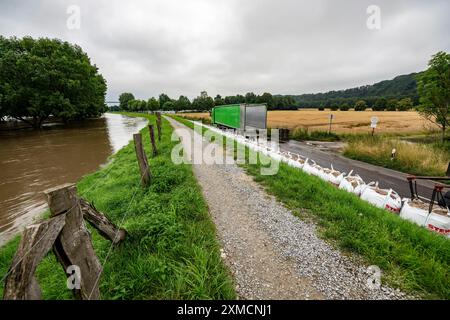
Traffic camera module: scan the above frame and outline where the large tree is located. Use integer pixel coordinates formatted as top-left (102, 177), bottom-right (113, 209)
top-left (0, 36), bottom-right (107, 128)
top-left (147, 97), bottom-right (159, 113)
top-left (192, 91), bottom-right (214, 111)
top-left (174, 95), bottom-right (191, 111)
top-left (417, 51), bottom-right (450, 141)
top-left (119, 92), bottom-right (134, 111)
top-left (159, 93), bottom-right (171, 108)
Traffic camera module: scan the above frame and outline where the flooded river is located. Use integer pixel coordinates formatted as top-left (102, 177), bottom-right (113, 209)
top-left (0, 113), bottom-right (147, 246)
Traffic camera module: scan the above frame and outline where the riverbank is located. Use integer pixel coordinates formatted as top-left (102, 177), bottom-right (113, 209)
top-left (0, 112), bottom-right (235, 299)
top-left (0, 113), bottom-right (148, 246)
top-left (171, 115), bottom-right (450, 299)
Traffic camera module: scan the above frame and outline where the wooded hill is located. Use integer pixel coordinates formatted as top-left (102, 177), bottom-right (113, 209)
top-left (289, 72), bottom-right (421, 108)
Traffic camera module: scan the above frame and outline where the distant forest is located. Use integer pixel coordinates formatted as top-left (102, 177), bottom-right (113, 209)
top-left (288, 72), bottom-right (420, 109)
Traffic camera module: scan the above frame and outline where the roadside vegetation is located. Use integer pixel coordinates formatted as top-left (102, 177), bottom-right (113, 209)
top-left (343, 135), bottom-right (449, 177)
top-left (0, 113), bottom-right (235, 299)
top-left (290, 127), bottom-right (340, 142)
top-left (172, 115), bottom-right (450, 299)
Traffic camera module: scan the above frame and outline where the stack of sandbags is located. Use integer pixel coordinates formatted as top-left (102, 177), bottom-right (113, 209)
top-left (319, 165), bottom-right (345, 186)
top-left (400, 199), bottom-right (450, 238)
top-left (302, 159), bottom-right (324, 177)
top-left (338, 172), bottom-right (366, 195)
top-left (360, 182), bottom-right (402, 213)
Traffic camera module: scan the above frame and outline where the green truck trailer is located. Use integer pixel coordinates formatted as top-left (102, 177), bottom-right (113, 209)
top-left (211, 104), bottom-right (267, 130)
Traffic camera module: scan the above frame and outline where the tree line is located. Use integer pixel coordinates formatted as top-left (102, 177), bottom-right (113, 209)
top-left (118, 91), bottom-right (299, 112)
top-left (117, 91), bottom-right (415, 113)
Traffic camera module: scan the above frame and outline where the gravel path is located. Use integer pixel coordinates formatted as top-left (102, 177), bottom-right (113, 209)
top-left (166, 116), bottom-right (409, 300)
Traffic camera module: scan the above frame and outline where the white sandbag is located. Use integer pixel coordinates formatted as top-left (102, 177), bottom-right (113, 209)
top-left (319, 165), bottom-right (345, 186)
top-left (302, 159), bottom-right (323, 177)
top-left (359, 182), bottom-right (402, 213)
top-left (400, 199), bottom-right (450, 238)
top-left (427, 211), bottom-right (450, 238)
top-left (287, 154), bottom-right (306, 169)
top-left (338, 172), bottom-right (366, 195)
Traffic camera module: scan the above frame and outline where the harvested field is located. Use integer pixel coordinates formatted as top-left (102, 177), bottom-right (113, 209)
top-left (180, 110), bottom-right (438, 134)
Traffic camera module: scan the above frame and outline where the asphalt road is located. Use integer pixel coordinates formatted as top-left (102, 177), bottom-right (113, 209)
top-left (279, 140), bottom-right (439, 200)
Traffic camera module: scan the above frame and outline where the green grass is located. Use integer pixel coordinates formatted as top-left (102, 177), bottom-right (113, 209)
top-left (0, 112), bottom-right (235, 300)
top-left (171, 115), bottom-right (450, 299)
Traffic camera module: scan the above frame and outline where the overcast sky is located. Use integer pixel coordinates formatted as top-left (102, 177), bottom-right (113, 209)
top-left (0, 0), bottom-right (449, 101)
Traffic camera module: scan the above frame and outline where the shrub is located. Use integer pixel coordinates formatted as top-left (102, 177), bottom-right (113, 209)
top-left (354, 100), bottom-right (367, 111)
top-left (339, 103), bottom-right (350, 111)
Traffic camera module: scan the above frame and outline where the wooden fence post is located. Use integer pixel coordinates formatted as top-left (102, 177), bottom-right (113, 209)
top-left (156, 112), bottom-right (162, 141)
top-left (133, 133), bottom-right (151, 186)
top-left (148, 124), bottom-right (158, 157)
top-left (46, 184), bottom-right (103, 300)
top-left (3, 215), bottom-right (66, 300)
top-left (3, 184), bottom-right (127, 300)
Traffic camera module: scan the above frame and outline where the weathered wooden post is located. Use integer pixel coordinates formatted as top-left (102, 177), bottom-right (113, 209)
top-left (133, 133), bottom-right (151, 186)
top-left (148, 124), bottom-right (158, 157)
top-left (3, 215), bottom-right (66, 300)
top-left (156, 112), bottom-right (162, 141)
top-left (45, 184), bottom-right (102, 300)
top-left (3, 184), bottom-right (127, 300)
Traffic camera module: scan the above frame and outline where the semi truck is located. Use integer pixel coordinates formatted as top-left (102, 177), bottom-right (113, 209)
top-left (211, 104), bottom-right (267, 131)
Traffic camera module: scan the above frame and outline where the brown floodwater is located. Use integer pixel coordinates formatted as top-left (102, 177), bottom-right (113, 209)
top-left (0, 113), bottom-right (147, 246)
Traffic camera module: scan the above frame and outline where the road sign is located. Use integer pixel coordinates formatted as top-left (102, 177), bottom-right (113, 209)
top-left (370, 116), bottom-right (379, 128)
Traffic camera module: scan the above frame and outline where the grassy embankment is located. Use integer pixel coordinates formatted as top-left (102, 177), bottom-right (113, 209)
top-left (171, 115), bottom-right (450, 299)
top-left (0, 112), bottom-right (235, 299)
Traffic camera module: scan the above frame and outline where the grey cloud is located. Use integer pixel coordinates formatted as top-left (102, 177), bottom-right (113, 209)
top-left (0, 0), bottom-right (449, 101)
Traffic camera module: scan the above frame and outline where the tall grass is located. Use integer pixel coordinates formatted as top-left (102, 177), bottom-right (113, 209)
top-left (343, 135), bottom-right (449, 176)
top-left (290, 127), bottom-right (340, 142)
top-left (0, 113), bottom-right (235, 300)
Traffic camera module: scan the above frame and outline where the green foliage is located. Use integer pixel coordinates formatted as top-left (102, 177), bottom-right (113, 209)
top-left (0, 113), bottom-right (235, 299)
top-left (373, 97), bottom-right (387, 111)
top-left (339, 103), bottom-right (350, 111)
top-left (192, 91), bottom-right (214, 111)
top-left (257, 92), bottom-right (273, 109)
top-left (213, 94), bottom-right (225, 106)
top-left (417, 51), bottom-right (450, 141)
top-left (354, 100), bottom-right (367, 111)
top-left (119, 93), bottom-right (135, 111)
top-left (0, 36), bottom-right (107, 128)
top-left (174, 95), bottom-right (191, 111)
top-left (159, 93), bottom-right (171, 108)
top-left (386, 99), bottom-right (398, 111)
top-left (245, 92), bottom-right (257, 103)
top-left (147, 97), bottom-right (159, 112)
top-left (162, 101), bottom-right (175, 111)
top-left (397, 97), bottom-right (413, 111)
top-left (126, 99), bottom-right (147, 112)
